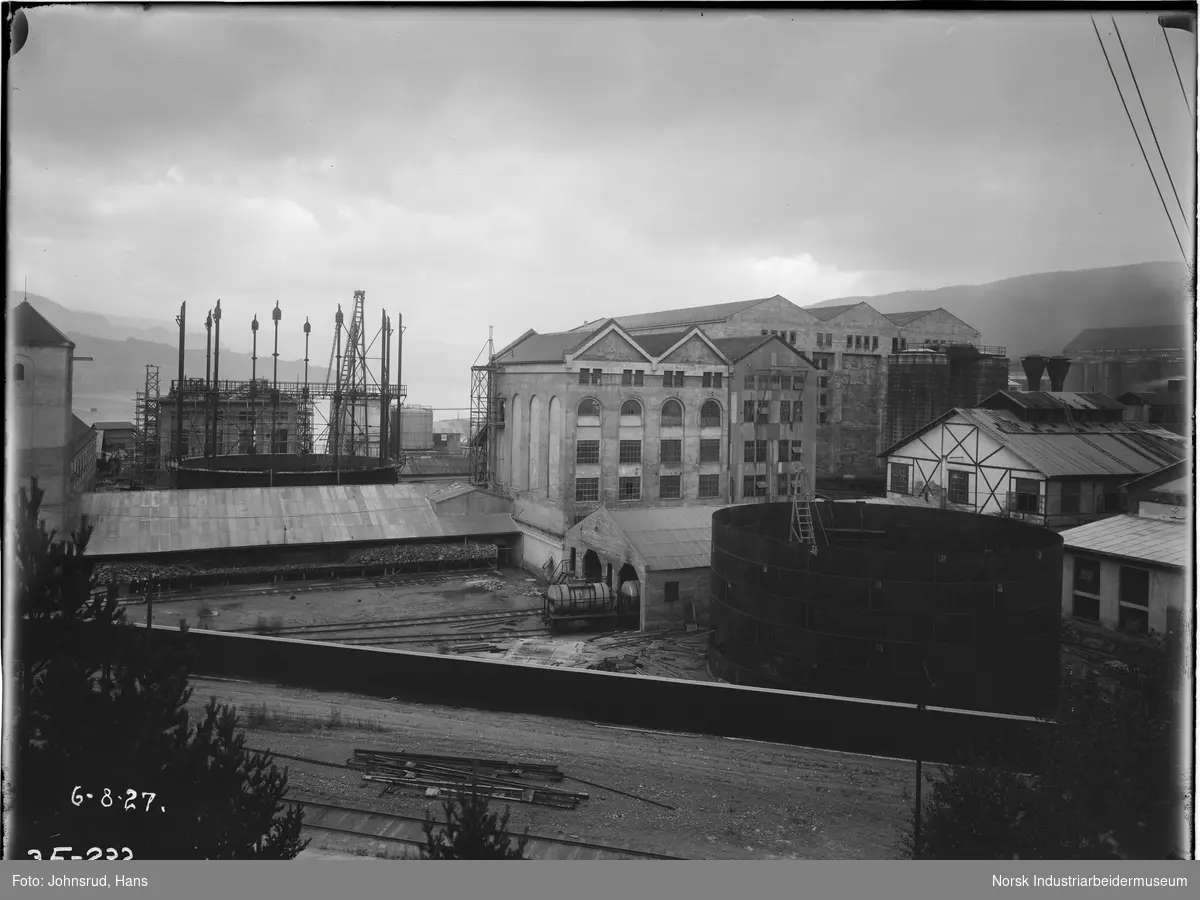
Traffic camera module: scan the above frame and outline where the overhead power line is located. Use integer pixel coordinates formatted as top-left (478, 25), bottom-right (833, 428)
top-left (1090, 17), bottom-right (1189, 265)
top-left (1110, 17), bottom-right (1191, 236)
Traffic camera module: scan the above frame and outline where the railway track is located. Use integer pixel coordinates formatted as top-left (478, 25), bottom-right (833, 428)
top-left (291, 797), bottom-right (684, 861)
top-left (244, 605), bottom-right (545, 637)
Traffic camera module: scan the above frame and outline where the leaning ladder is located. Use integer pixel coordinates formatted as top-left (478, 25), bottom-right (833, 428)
top-left (789, 467), bottom-right (818, 549)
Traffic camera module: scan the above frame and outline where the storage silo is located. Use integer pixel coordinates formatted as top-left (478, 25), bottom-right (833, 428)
top-left (393, 404), bottom-right (434, 451)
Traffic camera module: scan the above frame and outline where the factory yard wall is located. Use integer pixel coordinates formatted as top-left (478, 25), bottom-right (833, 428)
top-left (644, 568), bottom-right (710, 631)
top-left (156, 625), bottom-right (1046, 766)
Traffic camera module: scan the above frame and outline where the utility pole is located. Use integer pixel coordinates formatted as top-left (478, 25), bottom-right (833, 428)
top-left (174, 303), bottom-right (186, 467)
top-left (211, 300), bottom-right (222, 463)
top-left (913, 658), bottom-right (935, 859)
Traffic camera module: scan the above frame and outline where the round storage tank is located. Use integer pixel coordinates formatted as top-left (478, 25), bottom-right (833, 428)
top-left (709, 501), bottom-right (1062, 716)
top-left (393, 404), bottom-right (434, 451)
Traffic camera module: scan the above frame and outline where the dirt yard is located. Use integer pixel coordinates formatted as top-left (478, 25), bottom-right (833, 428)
top-left (190, 677), bottom-right (918, 860)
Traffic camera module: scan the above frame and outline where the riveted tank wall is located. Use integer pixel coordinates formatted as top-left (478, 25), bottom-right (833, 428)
top-left (708, 502), bottom-right (1062, 716)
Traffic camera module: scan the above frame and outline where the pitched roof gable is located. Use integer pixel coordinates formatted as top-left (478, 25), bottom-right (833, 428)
top-left (12, 300), bottom-right (74, 348)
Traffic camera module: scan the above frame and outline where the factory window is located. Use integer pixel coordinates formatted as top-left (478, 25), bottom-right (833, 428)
top-left (854, 335), bottom-right (862, 350)
top-left (872, 336), bottom-right (879, 351)
top-left (577, 398), bottom-right (601, 423)
top-left (575, 478), bottom-right (600, 502)
top-left (818, 411), bottom-right (828, 425)
top-left (498, 398), bottom-right (506, 423)
top-left (1119, 566), bottom-right (1149, 608)
top-left (13, 363), bottom-right (24, 381)
top-left (819, 358), bottom-right (829, 371)
top-left (662, 370), bottom-right (685, 388)
top-left (701, 371), bottom-right (714, 388)
top-left (892, 337), bottom-right (899, 353)
top-left (816, 334), bottom-right (824, 349)
top-left (699, 439), bottom-right (720, 463)
top-left (1072, 593), bottom-right (1100, 622)
top-left (700, 400), bottom-right (721, 427)
top-left (590, 368), bottom-right (602, 384)
top-left (272, 429), bottom-right (289, 454)
top-left (698, 474), bottom-right (720, 498)
top-left (779, 400), bottom-right (792, 423)
top-left (660, 439), bottom-right (682, 464)
top-left (792, 374), bottom-right (807, 390)
top-left (576, 440), bottom-right (600, 464)
top-left (789, 331), bottom-right (797, 344)
top-left (890, 463), bottom-right (910, 495)
top-left (619, 399), bottom-right (642, 422)
top-left (761, 329), bottom-right (768, 336)
top-left (661, 399), bottom-right (683, 427)
top-left (659, 475), bottom-right (681, 499)
top-left (778, 439), bottom-right (791, 461)
top-left (743, 400), bottom-right (754, 423)
top-left (742, 475), bottom-right (766, 498)
top-left (757, 400), bottom-right (770, 423)
top-left (1012, 478), bottom-right (1040, 514)
top-left (622, 369), bottom-right (645, 386)
top-left (769, 372), bottom-right (782, 390)
top-left (664, 582), bottom-right (680, 603)
top-left (1060, 480), bottom-right (1081, 515)
top-left (758, 374), bottom-right (772, 391)
top-left (1073, 556), bottom-right (1101, 595)
top-left (578, 370), bottom-right (589, 385)
top-left (618, 477), bottom-right (641, 501)
top-left (947, 470), bottom-right (970, 505)
top-left (1119, 605), bottom-right (1149, 634)
top-left (819, 394), bottom-right (828, 407)
top-left (743, 441), bottom-right (756, 464)
top-left (743, 374), bottom-right (755, 390)
top-left (900, 338), bottom-right (908, 351)
top-left (778, 474), bottom-right (793, 496)
top-left (846, 335), bottom-right (853, 349)
top-left (619, 440), bottom-right (642, 464)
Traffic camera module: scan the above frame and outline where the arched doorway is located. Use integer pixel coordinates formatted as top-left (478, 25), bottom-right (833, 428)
top-left (582, 550), bottom-right (602, 583)
top-left (617, 563), bottom-right (638, 590)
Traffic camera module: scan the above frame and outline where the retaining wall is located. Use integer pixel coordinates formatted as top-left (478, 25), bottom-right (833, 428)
top-left (163, 626), bottom-right (1048, 767)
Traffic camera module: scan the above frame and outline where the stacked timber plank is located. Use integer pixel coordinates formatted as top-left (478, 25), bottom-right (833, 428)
top-left (348, 749), bottom-right (587, 810)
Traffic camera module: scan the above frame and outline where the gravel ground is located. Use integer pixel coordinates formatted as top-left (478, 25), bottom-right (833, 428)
top-left (191, 677), bottom-right (917, 860)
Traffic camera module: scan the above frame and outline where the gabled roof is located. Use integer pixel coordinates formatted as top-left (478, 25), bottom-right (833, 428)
top-left (70, 415), bottom-right (95, 456)
top-left (629, 330), bottom-right (692, 357)
top-left (807, 303), bottom-right (863, 322)
top-left (711, 333), bottom-right (815, 365)
top-left (571, 505), bottom-right (717, 571)
top-left (1060, 514), bottom-right (1189, 569)
top-left (1063, 324), bottom-right (1187, 353)
top-left (12, 300), bottom-right (74, 348)
top-left (979, 390), bottom-right (1126, 412)
top-left (1117, 390), bottom-right (1189, 408)
top-left (92, 421), bottom-right (136, 431)
top-left (493, 330), bottom-right (591, 364)
top-left (881, 407), bottom-right (1185, 478)
top-left (883, 309), bottom-right (936, 326)
top-left (581, 295), bottom-right (785, 333)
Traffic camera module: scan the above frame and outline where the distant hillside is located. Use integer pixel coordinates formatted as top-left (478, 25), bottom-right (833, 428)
top-left (12, 292), bottom-right (211, 346)
top-left (810, 262), bottom-right (1192, 358)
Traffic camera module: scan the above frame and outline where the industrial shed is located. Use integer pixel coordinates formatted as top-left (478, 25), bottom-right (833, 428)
top-left (563, 506), bottom-right (716, 631)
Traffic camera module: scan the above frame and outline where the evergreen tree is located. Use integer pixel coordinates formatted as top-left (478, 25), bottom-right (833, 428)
top-left (421, 773), bottom-right (530, 860)
top-left (10, 480), bottom-right (308, 860)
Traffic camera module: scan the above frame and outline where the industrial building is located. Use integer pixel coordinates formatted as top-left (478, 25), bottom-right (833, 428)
top-left (563, 506), bottom-right (713, 631)
top-left (708, 501), bottom-right (1063, 716)
top-left (10, 301), bottom-right (88, 530)
top-left (69, 415), bottom-right (98, 496)
top-left (883, 342), bottom-right (1010, 448)
top-left (91, 420), bottom-right (137, 454)
top-left (880, 386), bottom-right (1186, 530)
top-left (1060, 324), bottom-right (1188, 396)
top-left (470, 319), bottom-right (817, 577)
top-left (1060, 462), bottom-right (1189, 637)
top-left (560, 295), bottom-right (983, 478)
top-left (1117, 379), bottom-right (1189, 435)
top-left (160, 381), bottom-right (304, 461)
top-left (391, 403), bottom-right (435, 453)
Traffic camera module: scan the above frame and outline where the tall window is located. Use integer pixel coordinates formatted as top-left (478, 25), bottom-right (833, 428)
top-left (699, 439), bottom-right (720, 463)
top-left (699, 474), bottom-right (720, 498)
top-left (620, 399), bottom-right (642, 422)
top-left (575, 477), bottom-right (600, 502)
top-left (700, 400), bottom-right (721, 427)
top-left (1012, 478), bottom-right (1040, 514)
top-left (662, 370), bottom-right (684, 387)
top-left (743, 441), bottom-right (757, 464)
top-left (779, 400), bottom-right (792, 422)
top-left (1118, 566), bottom-right (1150, 633)
top-left (659, 475), bottom-right (681, 499)
top-left (13, 363), bottom-right (25, 381)
top-left (619, 440), bottom-right (642, 464)
top-left (618, 477), bottom-right (641, 501)
top-left (742, 475), bottom-right (766, 498)
top-left (576, 440), bottom-right (600, 464)
top-left (1072, 557), bottom-right (1101, 622)
top-left (890, 463), bottom-right (909, 495)
top-left (661, 399), bottom-right (683, 427)
top-left (621, 370), bottom-right (644, 386)
top-left (743, 374), bottom-right (755, 390)
top-left (756, 401), bottom-right (770, 423)
top-left (769, 372), bottom-right (782, 390)
top-left (947, 470), bottom-right (970, 505)
top-left (660, 439), bottom-right (682, 464)
top-left (577, 399), bottom-right (601, 424)
top-left (742, 400), bottom-right (754, 423)
top-left (778, 439), bottom-right (791, 462)
top-left (702, 371), bottom-right (723, 389)
top-left (578, 370), bottom-right (590, 385)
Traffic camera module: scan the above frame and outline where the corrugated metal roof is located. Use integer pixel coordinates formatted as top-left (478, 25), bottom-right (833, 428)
top-left (608, 297), bottom-right (776, 331)
top-left (1063, 324), bottom-right (1186, 353)
top-left (70, 416), bottom-right (95, 456)
top-left (956, 408), bottom-right (1185, 478)
top-left (77, 484), bottom-right (516, 557)
top-left (13, 301), bottom-right (74, 347)
top-left (807, 303), bottom-right (862, 322)
top-left (986, 390), bottom-right (1126, 411)
top-left (631, 330), bottom-right (692, 356)
top-left (883, 309), bottom-right (936, 326)
top-left (1061, 514), bottom-right (1189, 568)
top-left (606, 506), bottom-right (720, 571)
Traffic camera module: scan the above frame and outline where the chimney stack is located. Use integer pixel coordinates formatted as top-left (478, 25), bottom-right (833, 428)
top-left (1020, 355), bottom-right (1047, 392)
top-left (1046, 356), bottom-right (1072, 393)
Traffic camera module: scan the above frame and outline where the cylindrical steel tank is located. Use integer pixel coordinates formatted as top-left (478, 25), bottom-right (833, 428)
top-left (391, 404), bottom-right (434, 451)
top-left (709, 502), bottom-right (1062, 716)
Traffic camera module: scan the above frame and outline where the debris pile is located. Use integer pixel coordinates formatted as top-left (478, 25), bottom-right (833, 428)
top-left (347, 542), bottom-right (498, 567)
top-left (460, 576), bottom-right (508, 592)
top-left (348, 749), bottom-right (587, 810)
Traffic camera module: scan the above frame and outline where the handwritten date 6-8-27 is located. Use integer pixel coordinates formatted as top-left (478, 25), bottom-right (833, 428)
top-left (28, 847), bottom-right (134, 860)
top-left (71, 786), bottom-right (165, 813)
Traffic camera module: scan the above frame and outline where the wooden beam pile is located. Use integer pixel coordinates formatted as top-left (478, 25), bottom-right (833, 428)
top-left (348, 749), bottom-right (587, 810)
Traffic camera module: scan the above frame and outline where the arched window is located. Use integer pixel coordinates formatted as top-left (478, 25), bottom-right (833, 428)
top-left (620, 399), bottom-right (642, 422)
top-left (577, 398), bottom-right (601, 423)
top-left (13, 363), bottom-right (25, 381)
top-left (700, 400), bottom-right (721, 427)
top-left (661, 399), bottom-right (683, 427)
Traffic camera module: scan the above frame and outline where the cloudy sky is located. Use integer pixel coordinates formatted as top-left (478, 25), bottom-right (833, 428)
top-left (7, 7), bottom-right (1195, 408)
